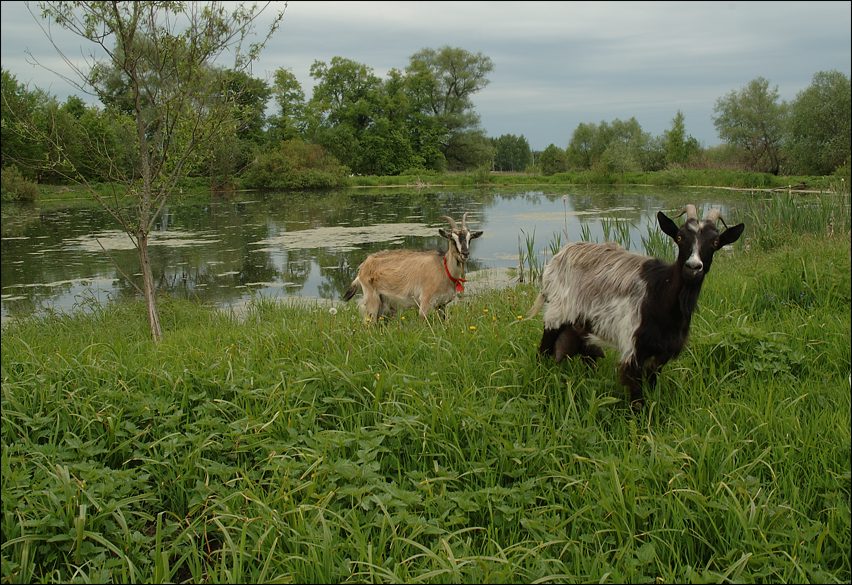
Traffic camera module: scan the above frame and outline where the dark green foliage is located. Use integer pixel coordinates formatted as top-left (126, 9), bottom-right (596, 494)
top-left (1, 165), bottom-right (39, 201)
top-left (713, 77), bottom-right (786, 175)
top-left (566, 118), bottom-right (662, 173)
top-left (492, 134), bottom-right (532, 172)
top-left (663, 110), bottom-right (701, 166)
top-left (786, 70), bottom-right (851, 175)
top-left (539, 144), bottom-right (568, 175)
top-left (241, 139), bottom-right (348, 190)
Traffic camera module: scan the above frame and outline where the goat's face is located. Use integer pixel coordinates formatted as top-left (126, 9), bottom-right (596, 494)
top-left (439, 214), bottom-right (483, 261)
top-left (658, 208), bottom-right (745, 284)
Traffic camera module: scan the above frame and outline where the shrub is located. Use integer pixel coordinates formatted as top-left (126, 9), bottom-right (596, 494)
top-left (241, 140), bottom-right (349, 190)
top-left (1, 165), bottom-right (38, 201)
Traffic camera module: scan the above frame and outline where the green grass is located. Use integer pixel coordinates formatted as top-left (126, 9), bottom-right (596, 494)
top-left (2, 205), bottom-right (850, 583)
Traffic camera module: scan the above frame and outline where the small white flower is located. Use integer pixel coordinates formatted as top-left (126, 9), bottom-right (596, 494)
top-left (328, 307), bottom-right (338, 316)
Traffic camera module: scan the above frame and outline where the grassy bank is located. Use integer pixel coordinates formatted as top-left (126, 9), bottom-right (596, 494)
top-left (346, 168), bottom-right (847, 192)
top-left (18, 168), bottom-right (848, 207)
top-left (2, 201), bottom-right (850, 582)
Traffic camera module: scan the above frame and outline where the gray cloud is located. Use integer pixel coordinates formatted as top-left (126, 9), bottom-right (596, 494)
top-left (2, 0), bottom-right (849, 150)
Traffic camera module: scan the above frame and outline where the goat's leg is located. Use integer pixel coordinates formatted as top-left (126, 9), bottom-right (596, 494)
top-left (540, 323), bottom-right (582, 362)
top-left (361, 285), bottom-right (383, 323)
top-left (579, 337), bottom-right (605, 365)
top-left (569, 320), bottom-right (603, 365)
top-left (416, 293), bottom-right (433, 319)
top-left (618, 361), bottom-right (645, 411)
top-left (377, 294), bottom-right (396, 320)
top-left (644, 363), bottom-right (661, 390)
top-left (538, 327), bottom-right (561, 356)
top-left (554, 326), bottom-right (583, 362)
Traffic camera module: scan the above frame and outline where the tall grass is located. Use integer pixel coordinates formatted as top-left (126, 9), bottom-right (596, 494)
top-left (2, 196), bottom-right (850, 583)
top-left (745, 187), bottom-right (851, 251)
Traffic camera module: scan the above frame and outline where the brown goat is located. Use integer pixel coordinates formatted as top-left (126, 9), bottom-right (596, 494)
top-left (342, 214), bottom-right (483, 321)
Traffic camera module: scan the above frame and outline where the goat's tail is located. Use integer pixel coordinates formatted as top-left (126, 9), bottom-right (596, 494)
top-left (526, 292), bottom-right (546, 320)
top-left (342, 278), bottom-right (360, 302)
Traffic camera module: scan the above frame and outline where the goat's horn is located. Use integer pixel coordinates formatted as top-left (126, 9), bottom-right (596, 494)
top-left (678, 204), bottom-right (698, 221)
top-left (461, 212), bottom-right (468, 229)
top-left (440, 215), bottom-right (457, 230)
top-left (703, 208), bottom-right (728, 229)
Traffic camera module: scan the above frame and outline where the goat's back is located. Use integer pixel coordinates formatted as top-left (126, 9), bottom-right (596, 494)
top-left (543, 242), bottom-right (649, 298)
top-left (540, 242), bottom-right (653, 357)
top-left (358, 249), bottom-right (443, 292)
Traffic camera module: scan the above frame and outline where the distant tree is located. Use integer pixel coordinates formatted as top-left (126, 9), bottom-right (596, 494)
top-left (445, 129), bottom-right (494, 171)
top-left (492, 134), bottom-right (531, 171)
top-left (611, 117), bottom-right (658, 171)
top-left (566, 122), bottom-right (599, 169)
top-left (358, 118), bottom-right (416, 175)
top-left (307, 56), bottom-right (383, 173)
top-left (58, 97), bottom-right (135, 183)
top-left (539, 144), bottom-right (567, 175)
top-left (713, 77), bottom-right (786, 174)
top-left (641, 135), bottom-right (668, 172)
top-left (405, 46), bottom-right (493, 169)
top-left (203, 69), bottom-right (272, 189)
top-left (376, 68), bottom-right (425, 172)
top-left (1, 69), bottom-right (49, 178)
top-left (568, 117), bottom-right (656, 172)
top-left (405, 110), bottom-right (448, 171)
top-left (601, 141), bottom-right (640, 179)
top-left (34, 1), bottom-right (284, 341)
top-left (786, 70), bottom-right (851, 175)
top-left (267, 67), bottom-right (306, 142)
top-left (663, 110), bottom-right (700, 166)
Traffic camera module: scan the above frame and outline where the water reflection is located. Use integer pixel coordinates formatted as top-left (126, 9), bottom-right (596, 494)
top-left (1, 186), bottom-right (747, 321)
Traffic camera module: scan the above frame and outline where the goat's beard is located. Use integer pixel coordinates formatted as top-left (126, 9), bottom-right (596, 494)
top-left (682, 268), bottom-right (705, 285)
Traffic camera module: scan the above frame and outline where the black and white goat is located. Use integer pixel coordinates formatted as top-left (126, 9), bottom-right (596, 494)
top-left (343, 214), bottom-right (483, 321)
top-left (528, 205), bottom-right (745, 409)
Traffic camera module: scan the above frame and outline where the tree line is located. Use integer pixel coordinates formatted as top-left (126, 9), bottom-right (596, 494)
top-left (3, 56), bottom-right (849, 194)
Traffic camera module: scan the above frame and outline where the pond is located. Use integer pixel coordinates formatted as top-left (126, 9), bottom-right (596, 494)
top-left (1, 185), bottom-right (754, 323)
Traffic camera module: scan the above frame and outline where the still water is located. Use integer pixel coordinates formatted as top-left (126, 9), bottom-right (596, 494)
top-left (1, 185), bottom-right (749, 322)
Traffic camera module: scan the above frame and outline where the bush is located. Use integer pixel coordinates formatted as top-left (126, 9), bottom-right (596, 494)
top-left (241, 140), bottom-right (349, 191)
top-left (1, 165), bottom-right (39, 202)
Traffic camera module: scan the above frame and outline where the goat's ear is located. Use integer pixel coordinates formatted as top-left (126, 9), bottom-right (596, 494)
top-left (719, 223), bottom-right (745, 247)
top-left (469, 230), bottom-right (483, 240)
top-left (438, 228), bottom-right (450, 239)
top-left (657, 211), bottom-right (679, 239)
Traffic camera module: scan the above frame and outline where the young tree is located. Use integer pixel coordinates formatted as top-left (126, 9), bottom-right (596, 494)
top-left (267, 67), bottom-right (307, 142)
top-left (33, 1), bottom-right (284, 341)
top-left (663, 110), bottom-right (700, 166)
top-left (493, 134), bottom-right (531, 171)
top-left (566, 122), bottom-right (600, 169)
top-left (713, 77), bottom-right (786, 175)
top-left (539, 144), bottom-right (568, 175)
top-left (786, 70), bottom-right (851, 175)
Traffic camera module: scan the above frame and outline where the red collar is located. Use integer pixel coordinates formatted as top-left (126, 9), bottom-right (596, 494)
top-left (443, 255), bottom-right (466, 293)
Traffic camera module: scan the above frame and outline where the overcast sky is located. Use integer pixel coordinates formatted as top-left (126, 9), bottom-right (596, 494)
top-left (2, 1), bottom-right (850, 150)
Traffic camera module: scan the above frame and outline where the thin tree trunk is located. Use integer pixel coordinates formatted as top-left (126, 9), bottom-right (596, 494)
top-left (138, 231), bottom-right (162, 342)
